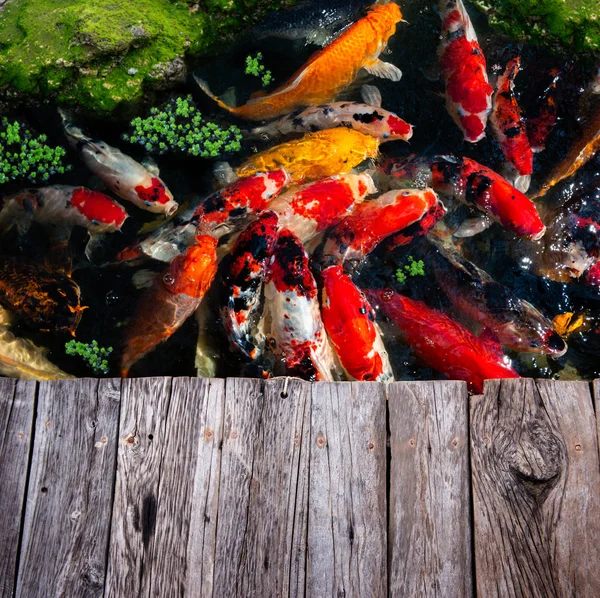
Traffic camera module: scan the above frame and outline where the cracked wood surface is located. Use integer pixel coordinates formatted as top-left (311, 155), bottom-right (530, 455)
top-left (0, 378), bottom-right (599, 597)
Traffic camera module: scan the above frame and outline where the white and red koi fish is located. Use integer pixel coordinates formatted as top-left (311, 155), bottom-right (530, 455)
top-left (62, 114), bottom-right (178, 216)
top-left (221, 211), bottom-right (279, 365)
top-left (438, 0), bottom-right (493, 142)
top-left (268, 173), bottom-right (375, 246)
top-left (321, 188), bottom-right (440, 271)
top-left (491, 57), bottom-right (533, 189)
top-left (263, 229), bottom-right (338, 381)
top-left (121, 235), bottom-right (218, 376)
top-left (365, 288), bottom-right (520, 393)
top-left (320, 265), bottom-right (393, 381)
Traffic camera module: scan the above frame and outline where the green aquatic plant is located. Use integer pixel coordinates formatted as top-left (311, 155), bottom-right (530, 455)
top-left (245, 52), bottom-right (274, 87)
top-left (65, 339), bottom-right (113, 375)
top-left (395, 256), bottom-right (426, 284)
top-left (0, 119), bottom-right (70, 185)
top-left (123, 95), bottom-right (243, 158)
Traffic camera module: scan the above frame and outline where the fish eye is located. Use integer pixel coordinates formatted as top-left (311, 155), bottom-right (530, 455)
top-left (163, 273), bottom-right (175, 285)
top-left (92, 219), bottom-right (100, 225)
top-left (145, 201), bottom-right (152, 206)
top-left (261, 133), bottom-right (270, 141)
top-left (382, 133), bottom-right (389, 138)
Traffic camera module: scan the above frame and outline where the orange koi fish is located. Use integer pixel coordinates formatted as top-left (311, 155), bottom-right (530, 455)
top-left (236, 128), bottom-right (379, 184)
top-left (196, 2), bottom-right (403, 121)
top-left (121, 235), bottom-right (218, 376)
top-left (321, 265), bottom-right (393, 381)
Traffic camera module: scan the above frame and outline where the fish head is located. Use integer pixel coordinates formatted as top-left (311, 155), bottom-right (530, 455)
top-left (134, 177), bottom-right (179, 216)
top-left (70, 188), bottom-right (128, 232)
top-left (366, 2), bottom-right (403, 43)
top-left (269, 229), bottom-right (315, 299)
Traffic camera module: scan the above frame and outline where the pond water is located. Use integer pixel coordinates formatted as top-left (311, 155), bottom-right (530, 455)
top-left (0, 0), bottom-right (599, 385)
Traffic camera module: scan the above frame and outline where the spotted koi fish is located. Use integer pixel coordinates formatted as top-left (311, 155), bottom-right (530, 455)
top-left (320, 265), bottom-right (393, 381)
top-left (263, 229), bottom-right (338, 381)
top-left (438, 0), bottom-right (493, 142)
top-left (236, 128), bottom-right (379, 185)
top-left (220, 211), bottom-right (279, 364)
top-left (526, 68), bottom-right (561, 153)
top-left (121, 235), bottom-right (218, 376)
top-left (196, 2), bottom-right (403, 121)
top-left (365, 288), bottom-right (520, 393)
top-left (491, 57), bottom-right (533, 188)
top-left (62, 114), bottom-right (178, 216)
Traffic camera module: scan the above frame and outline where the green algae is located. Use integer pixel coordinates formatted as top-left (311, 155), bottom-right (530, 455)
top-left (473, 0), bottom-right (600, 54)
top-left (0, 0), bottom-right (294, 114)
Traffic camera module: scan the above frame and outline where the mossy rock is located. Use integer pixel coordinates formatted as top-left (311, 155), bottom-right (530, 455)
top-left (472, 0), bottom-right (600, 54)
top-left (0, 0), bottom-right (294, 114)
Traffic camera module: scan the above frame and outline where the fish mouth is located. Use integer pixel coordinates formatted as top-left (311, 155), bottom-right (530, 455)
top-left (165, 202), bottom-right (179, 217)
top-left (529, 225), bottom-right (547, 241)
top-left (543, 330), bottom-right (568, 357)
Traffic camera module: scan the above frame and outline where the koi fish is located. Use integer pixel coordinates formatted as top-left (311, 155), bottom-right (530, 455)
top-left (365, 288), bottom-right (520, 393)
top-left (0, 256), bottom-right (84, 334)
top-left (490, 57), bottom-right (533, 189)
top-left (117, 170), bottom-right (288, 263)
top-left (321, 188), bottom-right (440, 271)
top-left (196, 2), bottom-right (403, 121)
top-left (221, 211), bottom-right (279, 364)
top-left (320, 265), bottom-right (393, 381)
top-left (236, 128), bottom-right (379, 184)
top-left (249, 86), bottom-right (413, 143)
top-left (268, 173), bottom-right (375, 245)
top-left (121, 235), bottom-right (218, 376)
top-left (438, 0), bottom-right (493, 142)
top-left (405, 237), bottom-right (567, 356)
top-left (526, 68), bottom-right (560, 153)
top-left (263, 229), bottom-right (338, 380)
top-left (62, 114), bottom-right (178, 216)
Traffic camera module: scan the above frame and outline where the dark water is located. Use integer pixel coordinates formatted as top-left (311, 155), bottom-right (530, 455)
top-left (1, 0), bottom-right (599, 380)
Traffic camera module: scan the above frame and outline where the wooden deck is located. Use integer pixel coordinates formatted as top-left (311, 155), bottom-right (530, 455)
top-left (1, 377), bottom-right (599, 597)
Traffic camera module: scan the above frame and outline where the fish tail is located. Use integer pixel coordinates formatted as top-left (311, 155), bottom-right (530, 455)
top-left (194, 75), bottom-right (239, 116)
top-left (58, 107), bottom-right (91, 147)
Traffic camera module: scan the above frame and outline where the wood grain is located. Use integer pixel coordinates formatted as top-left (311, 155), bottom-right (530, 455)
top-left (307, 382), bottom-right (387, 598)
top-left (0, 380), bottom-right (36, 598)
top-left (388, 381), bottom-right (473, 598)
top-left (16, 379), bottom-right (121, 598)
top-left (594, 380), bottom-right (600, 467)
top-left (471, 379), bottom-right (600, 598)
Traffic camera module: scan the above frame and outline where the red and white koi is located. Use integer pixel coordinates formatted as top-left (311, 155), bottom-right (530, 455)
top-left (121, 235), bottom-right (218, 376)
top-left (320, 265), bottom-right (393, 381)
top-left (62, 114), bottom-right (178, 216)
top-left (263, 229), bottom-right (338, 381)
top-left (365, 288), bottom-right (520, 393)
top-left (438, 0), bottom-right (493, 142)
top-left (491, 57), bottom-right (533, 190)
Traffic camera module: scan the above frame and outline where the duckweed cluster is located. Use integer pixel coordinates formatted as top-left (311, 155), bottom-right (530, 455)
top-left (65, 339), bottom-right (113, 375)
top-left (245, 52), bottom-right (274, 87)
top-left (123, 96), bottom-right (243, 158)
top-left (395, 256), bottom-right (426, 284)
top-left (0, 119), bottom-right (71, 185)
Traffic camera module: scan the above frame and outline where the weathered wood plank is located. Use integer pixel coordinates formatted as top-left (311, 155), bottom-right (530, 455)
top-left (16, 379), bottom-right (121, 598)
top-left (307, 382), bottom-right (387, 598)
top-left (213, 377), bottom-right (311, 598)
top-left (594, 380), bottom-right (600, 467)
top-left (388, 381), bottom-right (473, 598)
top-left (471, 379), bottom-right (600, 598)
top-left (0, 380), bottom-right (36, 598)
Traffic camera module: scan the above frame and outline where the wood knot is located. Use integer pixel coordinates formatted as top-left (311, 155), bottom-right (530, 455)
top-left (367, 441), bottom-right (375, 452)
top-left (229, 430), bottom-right (238, 440)
top-left (123, 433), bottom-right (137, 447)
top-left (17, 432), bottom-right (24, 441)
top-left (95, 435), bottom-right (108, 449)
top-left (45, 419), bottom-right (52, 428)
top-left (575, 444), bottom-right (582, 452)
top-left (204, 428), bottom-right (214, 441)
top-left (408, 437), bottom-right (416, 448)
top-left (316, 433), bottom-right (326, 449)
top-left (451, 437), bottom-right (459, 448)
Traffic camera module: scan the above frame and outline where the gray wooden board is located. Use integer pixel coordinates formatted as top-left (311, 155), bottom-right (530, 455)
top-left (471, 379), bottom-right (600, 598)
top-left (0, 380), bottom-right (36, 598)
top-left (387, 381), bottom-right (473, 598)
top-left (307, 382), bottom-right (387, 598)
top-left (594, 380), bottom-right (600, 468)
top-left (16, 379), bottom-right (121, 598)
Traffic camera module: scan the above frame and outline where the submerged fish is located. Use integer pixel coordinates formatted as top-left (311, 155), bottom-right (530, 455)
top-left (121, 235), bottom-right (218, 376)
top-left (62, 115), bottom-right (178, 216)
top-left (236, 128), bottom-right (379, 184)
top-left (365, 288), bottom-right (520, 393)
top-left (320, 265), bottom-right (393, 381)
top-left (196, 2), bottom-right (403, 121)
top-left (438, 0), bottom-right (493, 142)
top-left (526, 68), bottom-right (561, 153)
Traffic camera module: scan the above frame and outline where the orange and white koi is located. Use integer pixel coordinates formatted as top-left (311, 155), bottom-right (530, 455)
top-left (236, 128), bottom-right (379, 184)
top-left (196, 2), bottom-right (403, 121)
top-left (438, 0), bottom-right (493, 142)
top-left (62, 115), bottom-right (178, 216)
top-left (121, 235), bottom-right (218, 376)
top-left (491, 57), bottom-right (533, 188)
top-left (263, 229), bottom-right (338, 381)
top-left (365, 288), bottom-right (520, 393)
top-left (320, 265), bottom-right (393, 381)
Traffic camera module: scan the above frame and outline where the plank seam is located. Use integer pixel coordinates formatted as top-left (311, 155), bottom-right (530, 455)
top-left (466, 389), bottom-right (477, 598)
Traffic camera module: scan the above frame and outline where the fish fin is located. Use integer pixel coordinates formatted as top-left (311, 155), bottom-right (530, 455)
top-left (213, 161), bottom-right (238, 186)
top-left (141, 155), bottom-right (160, 177)
top-left (132, 269), bottom-right (159, 289)
top-left (58, 107), bottom-right (91, 147)
top-left (194, 75), bottom-right (237, 113)
top-left (513, 173), bottom-right (531, 193)
top-left (84, 232), bottom-right (110, 263)
top-left (453, 215), bottom-right (491, 238)
top-left (361, 84), bottom-right (382, 107)
top-left (221, 86), bottom-right (238, 107)
top-left (305, 29), bottom-right (334, 47)
top-left (362, 59), bottom-right (402, 82)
